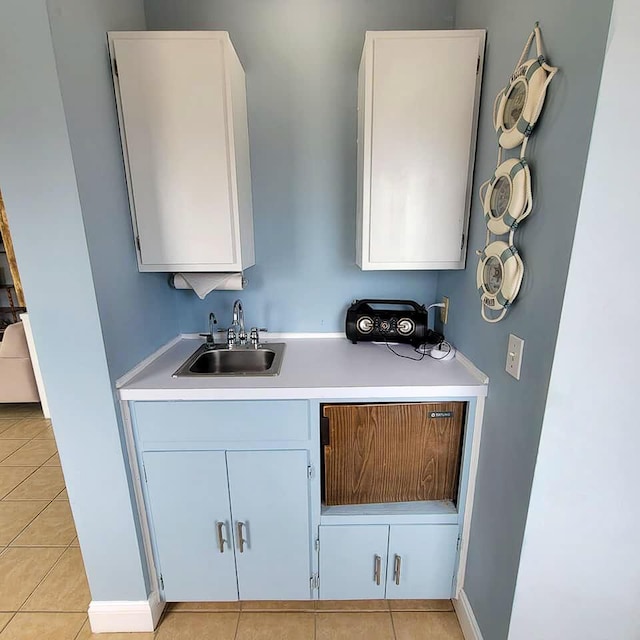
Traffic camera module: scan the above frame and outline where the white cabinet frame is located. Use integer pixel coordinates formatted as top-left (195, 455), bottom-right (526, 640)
top-left (108, 32), bottom-right (255, 273)
top-left (356, 30), bottom-right (486, 270)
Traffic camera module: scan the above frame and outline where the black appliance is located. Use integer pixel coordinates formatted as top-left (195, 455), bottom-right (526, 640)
top-left (345, 299), bottom-right (429, 346)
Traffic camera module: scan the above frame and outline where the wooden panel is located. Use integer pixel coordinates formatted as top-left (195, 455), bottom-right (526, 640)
top-left (0, 190), bottom-right (26, 307)
top-left (319, 525), bottom-right (389, 600)
top-left (227, 450), bottom-right (311, 600)
top-left (386, 524), bottom-right (458, 599)
top-left (323, 403), bottom-right (464, 506)
top-left (143, 450), bottom-right (238, 601)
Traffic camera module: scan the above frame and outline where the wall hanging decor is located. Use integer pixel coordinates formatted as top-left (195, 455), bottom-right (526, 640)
top-left (480, 158), bottom-right (532, 236)
top-left (477, 239), bottom-right (524, 323)
top-left (493, 24), bottom-right (558, 151)
top-left (477, 23), bottom-right (558, 323)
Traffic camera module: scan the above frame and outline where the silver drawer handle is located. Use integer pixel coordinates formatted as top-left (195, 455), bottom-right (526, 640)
top-left (236, 521), bottom-right (246, 553)
top-left (373, 554), bottom-right (381, 585)
top-left (216, 521), bottom-right (227, 553)
top-left (394, 554), bottom-right (402, 586)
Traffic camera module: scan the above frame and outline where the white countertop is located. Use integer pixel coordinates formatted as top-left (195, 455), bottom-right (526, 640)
top-left (117, 335), bottom-right (488, 401)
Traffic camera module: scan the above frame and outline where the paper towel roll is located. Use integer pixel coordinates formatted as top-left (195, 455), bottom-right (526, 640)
top-left (171, 273), bottom-right (246, 299)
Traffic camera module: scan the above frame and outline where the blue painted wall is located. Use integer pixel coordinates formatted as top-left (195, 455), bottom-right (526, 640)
top-left (47, 0), bottom-right (180, 381)
top-left (144, 0), bottom-right (455, 333)
top-left (0, 0), bottom-right (178, 602)
top-left (437, 1), bottom-right (613, 638)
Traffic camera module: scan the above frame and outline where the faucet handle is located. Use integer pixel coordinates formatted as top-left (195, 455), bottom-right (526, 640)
top-left (250, 327), bottom-right (260, 347)
top-left (227, 328), bottom-right (236, 347)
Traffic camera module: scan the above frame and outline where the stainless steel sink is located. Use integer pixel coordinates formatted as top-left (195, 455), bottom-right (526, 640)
top-left (173, 343), bottom-right (286, 377)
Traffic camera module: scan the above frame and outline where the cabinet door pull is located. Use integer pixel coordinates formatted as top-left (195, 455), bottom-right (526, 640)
top-left (373, 555), bottom-right (381, 585)
top-left (216, 521), bottom-right (227, 553)
top-left (394, 554), bottom-right (402, 586)
top-left (236, 521), bottom-right (246, 553)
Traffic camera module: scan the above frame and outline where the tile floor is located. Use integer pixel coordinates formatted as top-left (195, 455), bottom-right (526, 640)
top-left (0, 403), bottom-right (465, 639)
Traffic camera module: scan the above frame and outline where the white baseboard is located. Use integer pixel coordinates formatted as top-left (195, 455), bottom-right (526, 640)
top-left (88, 591), bottom-right (165, 633)
top-left (454, 590), bottom-right (484, 640)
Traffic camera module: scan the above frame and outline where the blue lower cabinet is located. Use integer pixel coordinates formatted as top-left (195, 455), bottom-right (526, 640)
top-left (385, 524), bottom-right (459, 599)
top-left (143, 451), bottom-right (238, 601)
top-left (319, 525), bottom-right (389, 600)
top-left (227, 450), bottom-right (312, 600)
top-left (143, 449), bottom-right (312, 602)
top-left (319, 523), bottom-right (459, 600)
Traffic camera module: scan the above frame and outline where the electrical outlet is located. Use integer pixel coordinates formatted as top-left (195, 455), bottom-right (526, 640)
top-left (440, 296), bottom-right (450, 324)
top-left (506, 334), bottom-right (524, 380)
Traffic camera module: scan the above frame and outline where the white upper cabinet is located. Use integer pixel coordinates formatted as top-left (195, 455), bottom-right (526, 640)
top-left (108, 32), bottom-right (255, 272)
top-left (356, 30), bottom-right (485, 270)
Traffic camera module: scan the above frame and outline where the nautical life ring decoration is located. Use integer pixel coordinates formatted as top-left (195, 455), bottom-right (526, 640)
top-left (476, 240), bottom-right (524, 323)
top-left (493, 26), bottom-right (558, 150)
top-left (480, 158), bottom-right (532, 236)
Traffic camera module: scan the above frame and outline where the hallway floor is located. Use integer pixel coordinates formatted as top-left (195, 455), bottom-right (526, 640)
top-left (0, 404), bottom-right (465, 639)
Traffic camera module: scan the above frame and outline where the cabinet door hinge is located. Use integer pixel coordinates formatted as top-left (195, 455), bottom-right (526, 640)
top-left (310, 573), bottom-right (319, 591)
top-left (315, 538), bottom-right (320, 552)
top-left (135, 235), bottom-right (141, 252)
top-left (113, 58), bottom-right (119, 77)
top-left (142, 462), bottom-right (148, 484)
top-left (159, 573), bottom-right (164, 590)
top-left (307, 465), bottom-right (314, 480)
top-left (456, 535), bottom-right (462, 552)
top-left (476, 56), bottom-right (480, 74)
top-left (461, 233), bottom-right (466, 251)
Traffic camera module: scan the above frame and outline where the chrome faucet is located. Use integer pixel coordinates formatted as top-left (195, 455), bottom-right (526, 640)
top-left (200, 312), bottom-right (217, 347)
top-left (232, 299), bottom-right (247, 345)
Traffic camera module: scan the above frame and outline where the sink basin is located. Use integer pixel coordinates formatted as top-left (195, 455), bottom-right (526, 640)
top-left (173, 343), bottom-right (286, 377)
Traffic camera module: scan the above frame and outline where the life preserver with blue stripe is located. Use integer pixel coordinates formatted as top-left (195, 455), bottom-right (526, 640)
top-left (493, 27), bottom-right (558, 150)
top-left (476, 240), bottom-right (524, 323)
top-left (480, 158), bottom-right (532, 236)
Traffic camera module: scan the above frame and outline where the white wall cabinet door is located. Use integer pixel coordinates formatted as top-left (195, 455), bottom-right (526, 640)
top-left (319, 525), bottom-right (389, 600)
top-left (356, 30), bottom-right (485, 270)
top-left (386, 524), bottom-right (459, 599)
top-left (108, 32), bottom-right (254, 273)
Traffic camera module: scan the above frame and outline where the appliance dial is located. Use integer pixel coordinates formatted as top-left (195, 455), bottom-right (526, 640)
top-left (356, 316), bottom-right (374, 334)
top-left (396, 318), bottom-right (416, 335)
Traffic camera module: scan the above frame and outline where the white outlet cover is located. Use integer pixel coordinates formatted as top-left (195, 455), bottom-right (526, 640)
top-left (506, 334), bottom-right (525, 380)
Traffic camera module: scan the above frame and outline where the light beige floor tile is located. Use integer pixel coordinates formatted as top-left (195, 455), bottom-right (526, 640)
top-left (0, 404), bottom-right (36, 419)
top-left (0, 501), bottom-right (49, 545)
top-left (0, 467), bottom-right (37, 499)
top-left (392, 612), bottom-right (464, 640)
top-left (70, 537), bottom-right (79, 547)
top-left (317, 599), bottom-right (389, 611)
top-left (0, 419), bottom-right (48, 440)
top-left (75, 618), bottom-right (154, 639)
top-left (242, 600), bottom-right (314, 612)
top-left (33, 426), bottom-right (56, 441)
top-left (0, 421), bottom-right (21, 436)
top-left (168, 601), bottom-right (240, 612)
top-left (316, 612), bottom-right (395, 640)
top-left (4, 466), bottom-right (65, 500)
top-left (0, 439), bottom-right (57, 466)
top-left (44, 453), bottom-right (61, 467)
top-left (0, 547), bottom-right (65, 611)
top-left (236, 612), bottom-right (314, 640)
top-left (0, 441), bottom-right (26, 463)
top-left (389, 599), bottom-right (454, 612)
top-left (0, 612), bottom-right (85, 639)
top-left (55, 489), bottom-right (68, 501)
top-left (22, 547), bottom-right (90, 612)
top-left (155, 612), bottom-right (238, 640)
top-left (12, 500), bottom-right (76, 547)
top-left (0, 613), bottom-right (13, 633)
